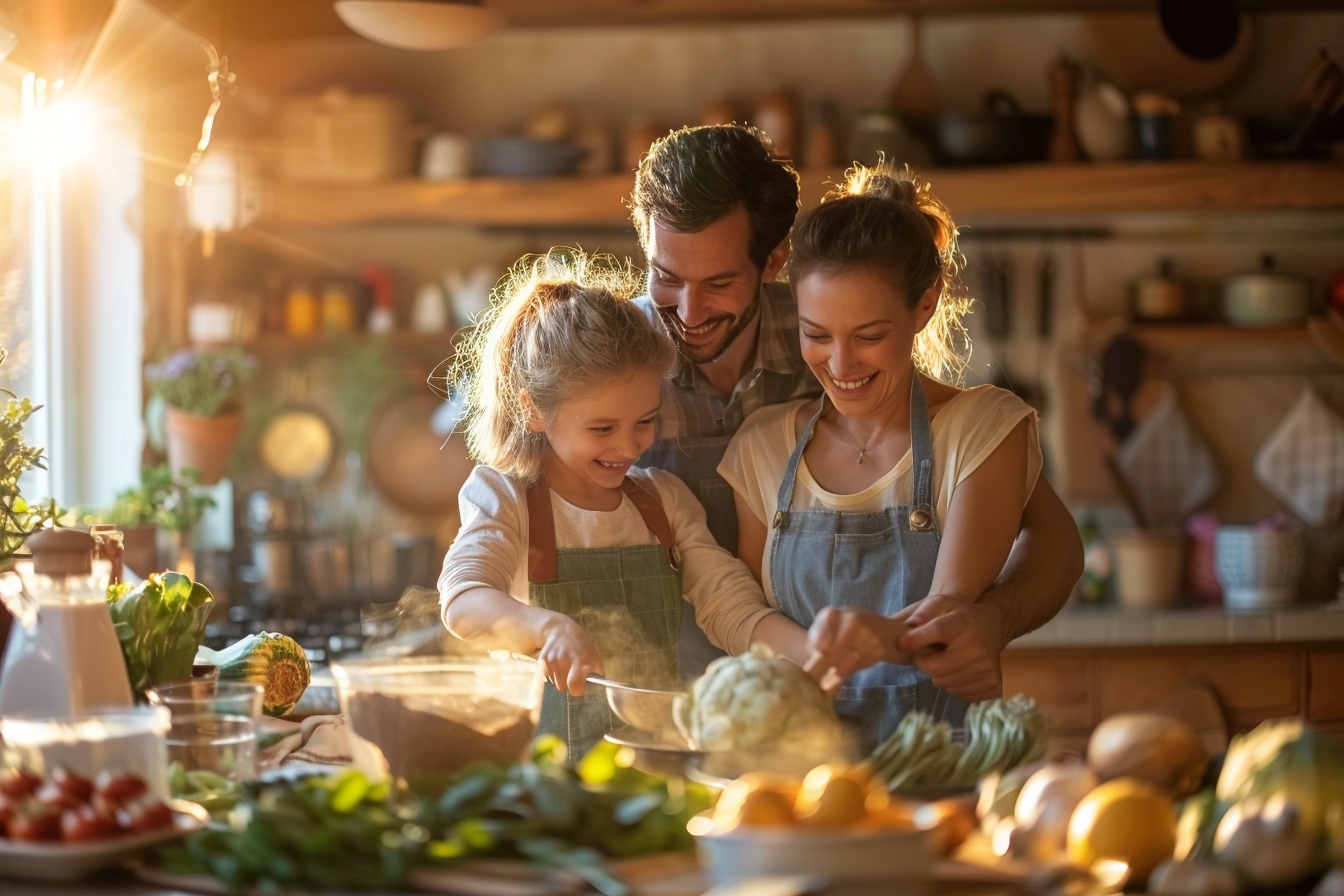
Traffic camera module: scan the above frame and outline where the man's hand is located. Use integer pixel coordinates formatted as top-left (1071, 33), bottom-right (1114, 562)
top-left (536, 614), bottom-right (604, 697)
top-left (893, 594), bottom-right (1006, 703)
top-left (806, 607), bottom-right (912, 680)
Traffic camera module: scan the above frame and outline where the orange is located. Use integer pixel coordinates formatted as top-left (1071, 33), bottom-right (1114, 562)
top-left (794, 764), bottom-right (889, 828)
top-left (1067, 778), bottom-right (1177, 883)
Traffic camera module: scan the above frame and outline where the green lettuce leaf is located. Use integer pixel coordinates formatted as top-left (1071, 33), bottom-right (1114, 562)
top-left (107, 571), bottom-right (214, 697)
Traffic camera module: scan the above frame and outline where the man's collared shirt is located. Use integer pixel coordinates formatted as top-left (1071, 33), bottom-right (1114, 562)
top-left (643, 280), bottom-right (821, 442)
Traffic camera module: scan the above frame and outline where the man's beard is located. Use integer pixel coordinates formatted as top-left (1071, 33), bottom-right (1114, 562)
top-left (659, 291), bottom-right (761, 365)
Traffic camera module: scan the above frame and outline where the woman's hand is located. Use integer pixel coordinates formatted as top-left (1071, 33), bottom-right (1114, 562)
top-left (893, 594), bottom-right (1005, 703)
top-left (806, 607), bottom-right (912, 680)
top-left (536, 613), bottom-right (604, 696)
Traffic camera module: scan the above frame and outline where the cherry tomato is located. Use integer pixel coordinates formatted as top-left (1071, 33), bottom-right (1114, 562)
top-left (34, 780), bottom-right (84, 812)
top-left (94, 771), bottom-right (147, 805)
top-left (0, 768), bottom-right (42, 800)
top-left (116, 798), bottom-right (174, 834)
top-left (8, 803), bottom-right (62, 841)
top-left (61, 805), bottom-right (120, 842)
top-left (50, 767), bottom-right (95, 802)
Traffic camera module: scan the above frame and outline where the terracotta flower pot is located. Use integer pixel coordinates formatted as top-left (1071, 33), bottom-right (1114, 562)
top-left (164, 407), bottom-right (243, 485)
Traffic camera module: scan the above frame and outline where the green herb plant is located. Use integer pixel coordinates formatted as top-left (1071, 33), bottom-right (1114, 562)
top-left (157, 739), bottom-right (712, 895)
top-left (105, 464), bottom-right (216, 535)
top-left (0, 346), bottom-right (60, 567)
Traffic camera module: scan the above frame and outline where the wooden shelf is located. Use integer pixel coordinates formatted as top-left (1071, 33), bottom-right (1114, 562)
top-left (148, 0), bottom-right (1344, 46)
top-left (246, 331), bottom-right (461, 357)
top-left (257, 162), bottom-right (1344, 231)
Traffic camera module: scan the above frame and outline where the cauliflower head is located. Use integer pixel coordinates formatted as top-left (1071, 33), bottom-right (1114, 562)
top-left (674, 643), bottom-right (843, 757)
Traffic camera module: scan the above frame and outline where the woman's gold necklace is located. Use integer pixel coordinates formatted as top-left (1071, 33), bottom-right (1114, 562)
top-left (825, 415), bottom-right (902, 465)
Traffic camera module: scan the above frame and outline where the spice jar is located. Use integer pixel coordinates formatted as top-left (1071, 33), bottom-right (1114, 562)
top-left (285, 282), bottom-right (319, 337)
top-left (753, 88), bottom-right (800, 158)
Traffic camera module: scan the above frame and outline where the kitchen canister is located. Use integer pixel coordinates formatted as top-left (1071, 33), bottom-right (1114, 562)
top-left (1111, 530), bottom-right (1187, 609)
top-left (1214, 524), bottom-right (1305, 609)
top-left (420, 133), bottom-right (474, 180)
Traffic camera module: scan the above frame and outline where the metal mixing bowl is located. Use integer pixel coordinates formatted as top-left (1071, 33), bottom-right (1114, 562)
top-left (587, 674), bottom-right (683, 738)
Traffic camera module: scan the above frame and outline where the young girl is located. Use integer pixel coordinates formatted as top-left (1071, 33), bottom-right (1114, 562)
top-left (719, 165), bottom-right (1046, 751)
top-left (439, 251), bottom-right (799, 760)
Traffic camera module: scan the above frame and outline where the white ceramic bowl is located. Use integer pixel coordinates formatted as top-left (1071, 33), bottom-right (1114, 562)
top-left (693, 818), bottom-right (933, 889)
top-left (1214, 525), bottom-right (1305, 609)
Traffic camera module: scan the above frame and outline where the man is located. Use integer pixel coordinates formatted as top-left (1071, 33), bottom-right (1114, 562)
top-left (632, 124), bottom-right (1083, 699)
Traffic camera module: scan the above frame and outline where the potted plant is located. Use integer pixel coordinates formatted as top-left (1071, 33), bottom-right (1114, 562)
top-left (146, 347), bottom-right (255, 485)
top-left (1, 346), bottom-right (62, 659)
top-left (100, 464), bottom-right (216, 578)
top-left (1, 347), bottom-right (61, 571)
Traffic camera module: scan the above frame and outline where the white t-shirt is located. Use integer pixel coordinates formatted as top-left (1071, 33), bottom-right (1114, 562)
top-left (438, 465), bottom-right (776, 656)
top-left (719, 385), bottom-right (1042, 605)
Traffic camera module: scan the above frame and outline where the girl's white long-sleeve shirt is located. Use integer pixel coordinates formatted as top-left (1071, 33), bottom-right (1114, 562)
top-left (438, 465), bottom-right (776, 656)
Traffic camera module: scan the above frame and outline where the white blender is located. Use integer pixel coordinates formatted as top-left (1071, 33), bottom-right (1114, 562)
top-left (0, 528), bottom-right (134, 716)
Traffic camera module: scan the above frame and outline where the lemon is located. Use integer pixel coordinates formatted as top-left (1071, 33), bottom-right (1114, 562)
top-left (1067, 778), bottom-right (1177, 883)
top-left (794, 764), bottom-right (889, 828)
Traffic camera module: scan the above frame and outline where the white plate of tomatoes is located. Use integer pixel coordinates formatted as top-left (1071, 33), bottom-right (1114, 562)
top-left (0, 767), bottom-right (209, 881)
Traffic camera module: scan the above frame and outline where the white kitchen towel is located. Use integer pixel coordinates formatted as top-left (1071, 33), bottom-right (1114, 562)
top-left (1114, 383), bottom-right (1222, 528)
top-left (260, 715), bottom-right (389, 781)
top-left (1255, 386), bottom-right (1344, 528)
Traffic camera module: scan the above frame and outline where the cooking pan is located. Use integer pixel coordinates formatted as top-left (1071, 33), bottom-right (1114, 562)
top-left (935, 92), bottom-right (1050, 166)
top-left (366, 393), bottom-right (475, 517)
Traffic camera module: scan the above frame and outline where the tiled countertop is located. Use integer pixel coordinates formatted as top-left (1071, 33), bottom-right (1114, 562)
top-left (1008, 603), bottom-right (1344, 648)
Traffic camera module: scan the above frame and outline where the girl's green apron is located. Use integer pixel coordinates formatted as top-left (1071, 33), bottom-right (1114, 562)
top-left (526, 477), bottom-right (683, 760)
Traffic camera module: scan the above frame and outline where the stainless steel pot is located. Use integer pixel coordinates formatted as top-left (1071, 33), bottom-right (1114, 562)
top-left (1223, 253), bottom-right (1311, 327)
top-left (304, 533), bottom-right (439, 605)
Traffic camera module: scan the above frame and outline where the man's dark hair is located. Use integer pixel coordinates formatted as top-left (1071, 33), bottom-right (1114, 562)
top-left (629, 124), bottom-right (801, 272)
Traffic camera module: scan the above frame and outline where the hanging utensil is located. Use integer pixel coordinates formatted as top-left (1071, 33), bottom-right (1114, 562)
top-left (1038, 250), bottom-right (1056, 340)
top-left (1092, 333), bottom-right (1146, 442)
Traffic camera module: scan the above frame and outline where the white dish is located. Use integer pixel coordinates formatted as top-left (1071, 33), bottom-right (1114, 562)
top-left (0, 801), bottom-right (208, 882)
top-left (695, 817), bottom-right (933, 889)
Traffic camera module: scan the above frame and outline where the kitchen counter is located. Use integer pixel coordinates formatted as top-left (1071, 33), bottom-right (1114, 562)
top-left (1007, 603), bottom-right (1344, 649)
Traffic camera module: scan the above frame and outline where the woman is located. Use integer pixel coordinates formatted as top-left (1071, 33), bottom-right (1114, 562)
top-left (719, 164), bottom-right (1044, 750)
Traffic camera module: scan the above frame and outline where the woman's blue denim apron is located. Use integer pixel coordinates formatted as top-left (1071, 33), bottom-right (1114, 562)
top-left (769, 377), bottom-right (967, 753)
top-left (526, 477), bottom-right (683, 761)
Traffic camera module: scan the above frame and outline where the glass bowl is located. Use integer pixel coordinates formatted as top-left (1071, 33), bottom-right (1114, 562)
top-left (0, 705), bottom-right (171, 800)
top-left (330, 654), bottom-right (543, 792)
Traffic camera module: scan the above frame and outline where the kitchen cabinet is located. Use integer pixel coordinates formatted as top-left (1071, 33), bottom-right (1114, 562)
top-left (1002, 642), bottom-right (1344, 752)
top-left (257, 162), bottom-right (1344, 231)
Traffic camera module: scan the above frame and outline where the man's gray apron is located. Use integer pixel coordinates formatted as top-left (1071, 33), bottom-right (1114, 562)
top-left (768, 377), bottom-right (967, 753)
top-left (526, 477), bottom-right (682, 761)
top-left (638, 436), bottom-right (735, 676)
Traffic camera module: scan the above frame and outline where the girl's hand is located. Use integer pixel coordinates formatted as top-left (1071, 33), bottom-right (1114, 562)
top-left (806, 607), bottom-right (912, 680)
top-left (536, 614), bottom-right (604, 697)
top-left (893, 594), bottom-right (1005, 703)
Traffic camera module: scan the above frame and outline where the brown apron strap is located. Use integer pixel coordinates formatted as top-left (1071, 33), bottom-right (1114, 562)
top-left (621, 478), bottom-right (681, 572)
top-left (527, 477), bottom-right (682, 583)
top-left (526, 478), bottom-right (559, 583)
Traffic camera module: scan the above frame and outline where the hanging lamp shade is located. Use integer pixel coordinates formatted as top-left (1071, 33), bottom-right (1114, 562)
top-left (333, 0), bottom-right (502, 51)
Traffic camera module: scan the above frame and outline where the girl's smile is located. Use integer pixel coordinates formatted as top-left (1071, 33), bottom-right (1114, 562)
top-left (538, 367), bottom-right (665, 511)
